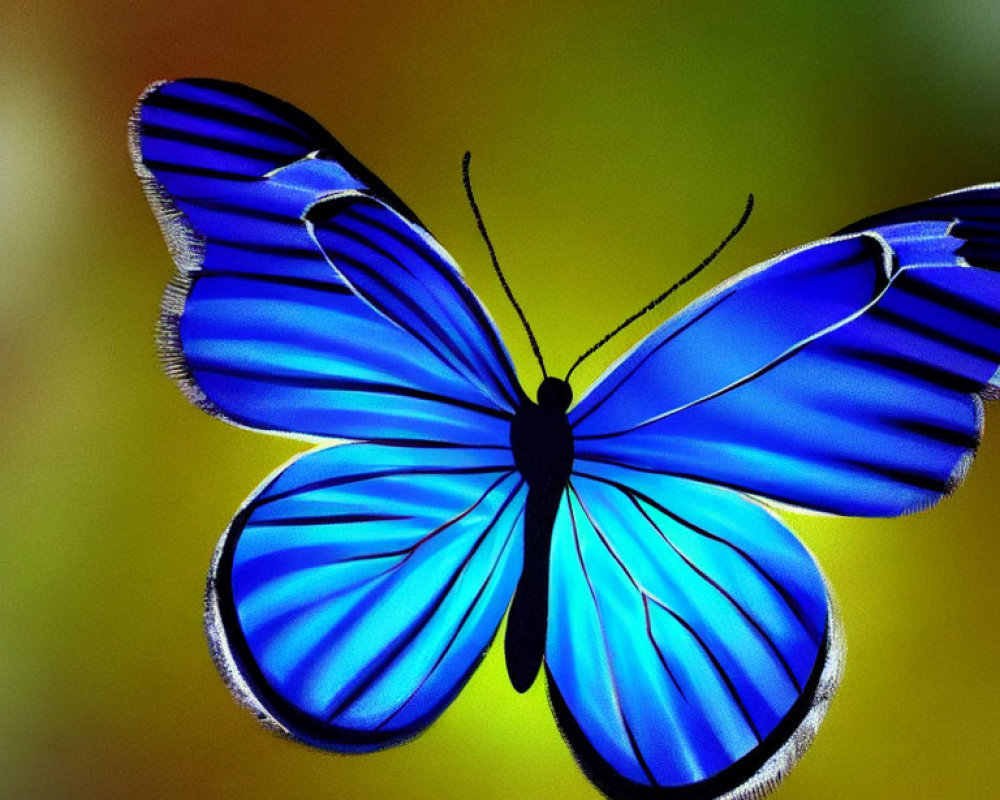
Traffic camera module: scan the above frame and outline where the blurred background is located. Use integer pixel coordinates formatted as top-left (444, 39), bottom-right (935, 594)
top-left (4, 2), bottom-right (1000, 798)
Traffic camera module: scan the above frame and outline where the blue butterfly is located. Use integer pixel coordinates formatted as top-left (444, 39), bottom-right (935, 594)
top-left (131, 78), bottom-right (1000, 800)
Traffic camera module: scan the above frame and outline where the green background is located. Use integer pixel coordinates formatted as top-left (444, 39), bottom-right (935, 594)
top-left (4, 2), bottom-right (1000, 798)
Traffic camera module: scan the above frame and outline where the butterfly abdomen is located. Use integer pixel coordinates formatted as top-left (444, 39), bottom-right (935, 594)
top-left (506, 378), bottom-right (574, 692)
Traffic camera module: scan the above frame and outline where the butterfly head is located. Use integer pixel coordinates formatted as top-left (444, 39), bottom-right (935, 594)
top-left (536, 377), bottom-right (573, 413)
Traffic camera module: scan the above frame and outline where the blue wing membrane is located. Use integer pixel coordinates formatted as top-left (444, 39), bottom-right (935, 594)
top-left (305, 193), bottom-right (522, 411)
top-left (206, 442), bottom-right (526, 750)
top-left (545, 465), bottom-right (840, 799)
top-left (131, 78), bottom-right (520, 444)
top-left (572, 185), bottom-right (1000, 516)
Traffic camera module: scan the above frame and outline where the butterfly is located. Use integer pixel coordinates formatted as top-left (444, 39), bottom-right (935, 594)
top-left (131, 78), bottom-right (1000, 800)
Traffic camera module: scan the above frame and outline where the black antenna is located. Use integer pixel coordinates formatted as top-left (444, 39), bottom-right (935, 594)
top-left (565, 193), bottom-right (755, 382)
top-left (463, 152), bottom-right (547, 379)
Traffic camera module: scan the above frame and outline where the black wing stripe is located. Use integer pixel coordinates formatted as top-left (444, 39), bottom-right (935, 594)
top-left (142, 158), bottom-right (259, 182)
top-left (894, 271), bottom-right (1000, 328)
top-left (830, 345), bottom-right (985, 396)
top-left (356, 438), bottom-right (511, 450)
top-left (835, 457), bottom-right (951, 493)
top-left (253, 464), bottom-right (514, 509)
top-left (140, 122), bottom-right (300, 163)
top-left (142, 90), bottom-right (317, 148)
top-left (189, 269), bottom-right (352, 296)
top-left (889, 419), bottom-right (980, 449)
top-left (210, 238), bottom-right (325, 260)
top-left (866, 304), bottom-right (1000, 364)
top-left (247, 512), bottom-right (411, 528)
top-left (951, 219), bottom-right (1000, 240)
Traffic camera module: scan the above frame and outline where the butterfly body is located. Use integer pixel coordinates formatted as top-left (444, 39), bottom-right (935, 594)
top-left (507, 376), bottom-right (575, 691)
top-left (133, 78), bottom-right (1000, 800)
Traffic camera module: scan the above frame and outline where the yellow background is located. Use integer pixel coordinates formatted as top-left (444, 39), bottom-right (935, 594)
top-left (4, 2), bottom-right (1000, 798)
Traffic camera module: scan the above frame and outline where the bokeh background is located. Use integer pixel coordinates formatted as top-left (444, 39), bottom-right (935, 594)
top-left (4, 2), bottom-right (1000, 798)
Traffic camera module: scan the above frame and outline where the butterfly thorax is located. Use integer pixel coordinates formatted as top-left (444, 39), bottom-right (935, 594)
top-left (505, 377), bottom-right (574, 692)
top-left (510, 377), bottom-right (574, 491)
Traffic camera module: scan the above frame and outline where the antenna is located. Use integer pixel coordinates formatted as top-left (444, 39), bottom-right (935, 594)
top-left (463, 152), bottom-right (547, 378)
top-left (565, 193), bottom-right (754, 382)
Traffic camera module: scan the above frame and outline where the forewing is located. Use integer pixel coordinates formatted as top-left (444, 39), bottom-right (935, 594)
top-left (305, 194), bottom-right (523, 411)
top-left (572, 186), bottom-right (1000, 516)
top-left (132, 78), bottom-right (519, 444)
top-left (207, 442), bottom-right (526, 750)
top-left (546, 465), bottom-right (840, 800)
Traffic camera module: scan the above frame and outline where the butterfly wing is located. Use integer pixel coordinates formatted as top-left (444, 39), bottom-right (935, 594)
top-left (553, 186), bottom-right (1000, 797)
top-left (571, 185), bottom-right (1000, 516)
top-left (546, 466), bottom-right (839, 799)
top-left (133, 81), bottom-right (530, 745)
top-left (131, 78), bottom-right (521, 445)
top-left (207, 442), bottom-right (526, 749)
